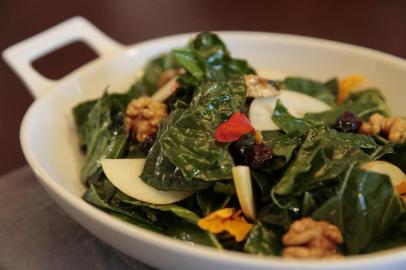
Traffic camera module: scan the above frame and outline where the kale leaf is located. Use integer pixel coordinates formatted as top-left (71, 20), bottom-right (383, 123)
top-left (159, 78), bottom-right (246, 180)
top-left (313, 166), bottom-right (405, 254)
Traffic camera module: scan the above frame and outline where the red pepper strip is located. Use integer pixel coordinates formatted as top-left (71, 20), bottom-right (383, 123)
top-left (215, 112), bottom-right (254, 142)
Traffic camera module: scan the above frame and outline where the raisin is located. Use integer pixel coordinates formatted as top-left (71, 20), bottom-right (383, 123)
top-left (334, 111), bottom-right (362, 133)
top-left (139, 134), bottom-right (156, 155)
top-left (248, 143), bottom-right (273, 169)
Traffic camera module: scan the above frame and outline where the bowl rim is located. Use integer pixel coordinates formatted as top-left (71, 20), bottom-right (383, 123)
top-left (20, 31), bottom-right (406, 269)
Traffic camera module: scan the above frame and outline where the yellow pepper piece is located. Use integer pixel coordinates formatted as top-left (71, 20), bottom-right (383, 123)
top-left (197, 208), bottom-right (253, 242)
top-left (337, 75), bottom-right (365, 104)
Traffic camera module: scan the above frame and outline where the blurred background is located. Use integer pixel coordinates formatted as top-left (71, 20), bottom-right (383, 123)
top-left (1, 0), bottom-right (406, 176)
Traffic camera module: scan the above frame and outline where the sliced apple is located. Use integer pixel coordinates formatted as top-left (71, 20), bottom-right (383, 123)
top-left (101, 159), bottom-right (193, 204)
top-left (249, 90), bottom-right (332, 131)
top-left (151, 77), bottom-right (178, 102)
top-left (232, 166), bottom-right (256, 221)
top-left (361, 160), bottom-right (406, 187)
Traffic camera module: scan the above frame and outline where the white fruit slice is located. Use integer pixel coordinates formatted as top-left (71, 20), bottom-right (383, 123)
top-left (361, 160), bottom-right (406, 187)
top-left (101, 159), bottom-right (193, 204)
top-left (151, 77), bottom-right (178, 102)
top-left (232, 166), bottom-right (256, 221)
top-left (249, 90), bottom-right (332, 131)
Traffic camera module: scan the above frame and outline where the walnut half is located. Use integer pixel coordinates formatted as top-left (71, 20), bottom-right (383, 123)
top-left (360, 113), bottom-right (406, 143)
top-left (244, 74), bottom-right (279, 98)
top-left (124, 96), bottom-right (167, 142)
top-left (282, 218), bottom-right (343, 259)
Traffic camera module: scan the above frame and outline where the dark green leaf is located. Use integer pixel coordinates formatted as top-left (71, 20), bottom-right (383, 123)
top-left (165, 219), bottom-right (222, 248)
top-left (272, 100), bottom-right (318, 133)
top-left (244, 221), bottom-right (282, 255)
top-left (272, 125), bottom-right (371, 196)
top-left (305, 89), bottom-right (390, 125)
top-left (313, 167), bottom-right (405, 254)
top-left (282, 77), bottom-right (337, 106)
top-left (173, 32), bottom-right (255, 83)
top-left (115, 192), bottom-right (200, 223)
top-left (128, 53), bottom-right (181, 97)
top-left (160, 79), bottom-right (246, 180)
top-left (83, 185), bottom-right (162, 232)
top-left (197, 188), bottom-right (231, 215)
top-left (79, 94), bottom-right (128, 184)
top-left (141, 110), bottom-right (211, 191)
top-left (363, 213), bottom-right (406, 253)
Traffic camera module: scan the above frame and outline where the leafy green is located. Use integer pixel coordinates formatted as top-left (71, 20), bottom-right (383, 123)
top-left (383, 141), bottom-right (406, 173)
top-left (165, 220), bottom-right (222, 248)
top-left (196, 188), bottom-right (231, 216)
top-left (313, 166), bottom-right (405, 254)
top-left (115, 192), bottom-right (200, 223)
top-left (83, 184), bottom-right (162, 232)
top-left (79, 94), bottom-right (128, 184)
top-left (282, 77), bottom-right (337, 106)
top-left (160, 79), bottom-right (246, 180)
top-left (128, 53), bottom-right (181, 97)
top-left (272, 100), bottom-right (317, 133)
top-left (363, 213), bottom-right (406, 253)
top-left (272, 125), bottom-right (371, 196)
top-left (141, 110), bottom-right (211, 191)
top-left (244, 222), bottom-right (282, 255)
top-left (305, 89), bottom-right (390, 125)
top-left (173, 32), bottom-right (254, 84)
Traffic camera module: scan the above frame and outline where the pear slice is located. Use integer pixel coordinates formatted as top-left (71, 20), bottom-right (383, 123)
top-left (249, 90), bottom-right (332, 131)
top-left (232, 166), bottom-right (256, 221)
top-left (101, 159), bottom-right (193, 204)
top-left (361, 160), bottom-right (406, 187)
top-left (151, 77), bottom-right (178, 102)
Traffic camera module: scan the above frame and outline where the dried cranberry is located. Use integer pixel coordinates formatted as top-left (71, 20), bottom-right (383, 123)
top-left (248, 143), bottom-right (273, 169)
top-left (334, 111), bottom-right (363, 133)
top-left (139, 134), bottom-right (156, 155)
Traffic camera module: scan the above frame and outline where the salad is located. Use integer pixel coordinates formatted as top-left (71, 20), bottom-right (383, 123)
top-left (73, 32), bottom-right (406, 258)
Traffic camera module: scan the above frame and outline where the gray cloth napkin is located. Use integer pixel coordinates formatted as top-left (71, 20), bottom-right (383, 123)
top-left (0, 167), bottom-right (154, 270)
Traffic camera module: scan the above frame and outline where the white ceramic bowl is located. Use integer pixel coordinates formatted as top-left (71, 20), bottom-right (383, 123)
top-left (3, 17), bottom-right (406, 270)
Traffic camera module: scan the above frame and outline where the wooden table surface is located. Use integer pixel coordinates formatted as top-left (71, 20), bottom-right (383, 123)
top-left (1, 0), bottom-right (406, 176)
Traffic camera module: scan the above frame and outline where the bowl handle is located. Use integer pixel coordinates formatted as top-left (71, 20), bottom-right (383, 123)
top-left (2, 16), bottom-right (124, 99)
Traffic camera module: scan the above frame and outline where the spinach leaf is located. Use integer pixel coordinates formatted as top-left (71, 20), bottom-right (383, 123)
top-left (363, 213), bottom-right (406, 253)
top-left (196, 188), bottom-right (231, 216)
top-left (244, 221), bottom-right (282, 255)
top-left (73, 100), bottom-right (97, 148)
top-left (383, 141), bottom-right (406, 173)
top-left (272, 100), bottom-right (318, 133)
top-left (160, 79), bottom-right (246, 180)
top-left (115, 192), bottom-right (200, 223)
top-left (165, 219), bottom-right (222, 248)
top-left (272, 125), bottom-right (371, 196)
top-left (172, 32), bottom-right (255, 83)
top-left (79, 94), bottom-right (128, 184)
top-left (313, 166), bottom-right (405, 254)
top-left (282, 77), bottom-right (337, 106)
top-left (305, 89), bottom-right (390, 125)
top-left (141, 110), bottom-right (211, 191)
top-left (83, 184), bottom-right (162, 232)
top-left (127, 53), bottom-right (181, 97)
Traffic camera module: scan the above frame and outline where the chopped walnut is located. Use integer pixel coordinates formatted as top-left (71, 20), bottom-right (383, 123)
top-left (157, 68), bottom-right (184, 88)
top-left (124, 96), bottom-right (167, 142)
top-left (360, 113), bottom-right (406, 143)
top-left (282, 218), bottom-right (343, 259)
top-left (244, 74), bottom-right (279, 98)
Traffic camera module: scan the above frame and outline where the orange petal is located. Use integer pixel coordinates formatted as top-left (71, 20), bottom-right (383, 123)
top-left (197, 208), bottom-right (253, 242)
top-left (224, 217), bottom-right (253, 242)
top-left (337, 75), bottom-right (365, 104)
